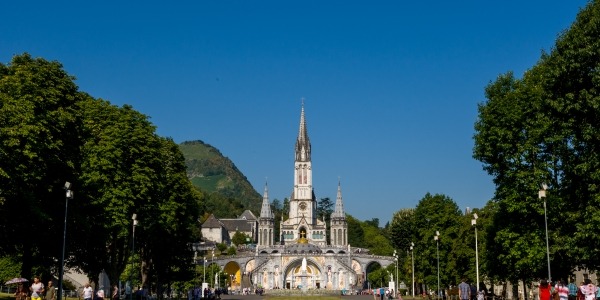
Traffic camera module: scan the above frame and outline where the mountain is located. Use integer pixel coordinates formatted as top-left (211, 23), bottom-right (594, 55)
top-left (179, 140), bottom-right (262, 218)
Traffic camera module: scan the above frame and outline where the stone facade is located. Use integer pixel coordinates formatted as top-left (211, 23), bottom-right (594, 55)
top-left (203, 103), bottom-right (394, 291)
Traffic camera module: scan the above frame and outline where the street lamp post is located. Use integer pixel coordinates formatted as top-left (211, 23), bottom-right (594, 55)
top-left (539, 183), bottom-right (551, 281)
top-left (393, 250), bottom-right (398, 297)
top-left (58, 182), bottom-right (74, 300)
top-left (203, 257), bottom-right (206, 285)
top-left (472, 213), bottom-right (480, 293)
top-left (410, 242), bottom-right (415, 297)
top-left (130, 214), bottom-right (138, 300)
top-left (434, 231), bottom-right (440, 300)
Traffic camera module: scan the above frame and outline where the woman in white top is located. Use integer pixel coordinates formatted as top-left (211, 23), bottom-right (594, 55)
top-left (30, 276), bottom-right (45, 300)
top-left (83, 282), bottom-right (94, 300)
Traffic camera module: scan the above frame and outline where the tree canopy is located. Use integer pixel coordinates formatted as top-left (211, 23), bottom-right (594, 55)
top-left (473, 0), bottom-right (600, 283)
top-left (0, 54), bottom-right (202, 293)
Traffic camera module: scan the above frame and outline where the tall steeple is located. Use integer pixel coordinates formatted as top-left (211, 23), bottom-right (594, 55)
top-left (281, 101), bottom-right (327, 246)
top-left (295, 100), bottom-right (311, 162)
top-left (260, 182), bottom-right (273, 218)
top-left (291, 100), bottom-right (315, 220)
top-left (332, 180), bottom-right (345, 219)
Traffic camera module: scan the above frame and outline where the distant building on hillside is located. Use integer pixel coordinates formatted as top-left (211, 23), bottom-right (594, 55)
top-left (201, 210), bottom-right (258, 244)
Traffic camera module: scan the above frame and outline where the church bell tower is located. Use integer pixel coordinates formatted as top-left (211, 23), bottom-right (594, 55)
top-left (290, 102), bottom-right (316, 223)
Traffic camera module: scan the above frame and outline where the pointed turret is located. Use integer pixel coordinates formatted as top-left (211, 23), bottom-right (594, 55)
top-left (332, 180), bottom-right (345, 219)
top-left (260, 182), bottom-right (273, 219)
top-left (330, 180), bottom-right (348, 246)
top-left (295, 101), bottom-right (311, 162)
top-left (258, 182), bottom-right (275, 246)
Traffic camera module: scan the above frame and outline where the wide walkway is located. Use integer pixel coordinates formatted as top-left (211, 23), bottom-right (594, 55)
top-left (220, 294), bottom-right (390, 300)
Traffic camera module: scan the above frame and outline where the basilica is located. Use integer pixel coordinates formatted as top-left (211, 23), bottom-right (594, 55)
top-left (203, 104), bottom-right (394, 292)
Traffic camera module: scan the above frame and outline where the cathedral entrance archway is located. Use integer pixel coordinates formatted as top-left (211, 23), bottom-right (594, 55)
top-left (223, 261), bottom-right (241, 289)
top-left (284, 258), bottom-right (323, 289)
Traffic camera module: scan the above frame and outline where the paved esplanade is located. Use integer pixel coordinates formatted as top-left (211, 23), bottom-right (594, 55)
top-left (219, 294), bottom-right (378, 300)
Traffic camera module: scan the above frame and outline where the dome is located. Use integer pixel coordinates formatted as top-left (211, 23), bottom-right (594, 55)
top-left (285, 242), bottom-right (322, 254)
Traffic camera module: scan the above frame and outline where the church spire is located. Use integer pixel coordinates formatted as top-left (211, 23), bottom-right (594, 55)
top-left (260, 181), bottom-right (273, 219)
top-left (295, 99), bottom-right (311, 162)
top-left (332, 179), bottom-right (345, 219)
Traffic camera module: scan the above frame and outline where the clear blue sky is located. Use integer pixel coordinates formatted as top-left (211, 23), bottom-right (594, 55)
top-left (1, 1), bottom-right (589, 225)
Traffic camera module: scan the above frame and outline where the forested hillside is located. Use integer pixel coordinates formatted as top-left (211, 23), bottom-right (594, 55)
top-left (179, 140), bottom-right (262, 219)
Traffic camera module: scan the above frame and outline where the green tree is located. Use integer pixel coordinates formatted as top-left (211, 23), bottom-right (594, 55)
top-left (360, 222), bottom-right (394, 256)
top-left (0, 54), bottom-right (203, 295)
top-left (364, 218), bottom-right (379, 228)
top-left (473, 71), bottom-right (549, 285)
top-left (231, 231), bottom-right (249, 246)
top-left (271, 199), bottom-right (282, 242)
top-left (389, 208), bottom-right (415, 252)
top-left (282, 198), bottom-right (290, 219)
top-left (0, 256), bottom-right (22, 282)
top-left (474, 1), bottom-right (600, 282)
top-left (346, 215), bottom-right (364, 247)
top-left (0, 53), bottom-right (84, 279)
top-left (317, 197), bottom-right (334, 220)
top-left (317, 197), bottom-right (334, 243)
top-left (216, 243), bottom-right (227, 252)
top-left (226, 246), bottom-right (237, 256)
top-left (77, 98), bottom-right (168, 287)
top-left (142, 137), bottom-right (202, 295)
top-left (271, 199), bottom-right (282, 213)
top-left (413, 193), bottom-right (463, 291)
top-left (537, 1), bottom-right (600, 274)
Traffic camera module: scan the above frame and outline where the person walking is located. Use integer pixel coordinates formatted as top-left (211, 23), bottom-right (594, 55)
top-left (540, 280), bottom-right (552, 300)
top-left (111, 286), bottom-right (119, 300)
top-left (459, 278), bottom-right (471, 300)
top-left (578, 282), bottom-right (586, 300)
top-left (556, 280), bottom-right (569, 300)
top-left (83, 283), bottom-right (94, 300)
top-left (581, 279), bottom-right (597, 300)
top-left (15, 283), bottom-right (28, 300)
top-left (30, 276), bottom-right (45, 300)
top-left (45, 281), bottom-right (55, 300)
top-left (569, 280), bottom-right (579, 300)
